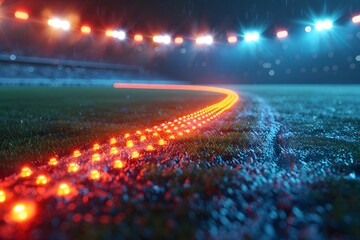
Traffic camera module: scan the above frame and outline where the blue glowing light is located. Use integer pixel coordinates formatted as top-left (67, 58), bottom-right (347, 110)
top-left (315, 20), bottom-right (333, 31)
top-left (244, 32), bottom-right (260, 42)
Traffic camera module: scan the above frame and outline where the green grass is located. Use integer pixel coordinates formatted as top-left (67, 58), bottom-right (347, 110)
top-left (0, 87), bottom-right (224, 178)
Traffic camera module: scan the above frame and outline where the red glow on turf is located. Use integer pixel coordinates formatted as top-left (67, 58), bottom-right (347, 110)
top-left (89, 170), bottom-right (100, 180)
top-left (110, 147), bottom-right (118, 155)
top-left (126, 140), bottom-right (134, 148)
top-left (68, 162), bottom-right (79, 173)
top-left (14, 11), bottom-right (29, 20)
top-left (110, 138), bottom-right (117, 145)
top-left (73, 150), bottom-right (81, 158)
top-left (48, 158), bottom-right (58, 166)
top-left (131, 151), bottom-right (140, 159)
top-left (92, 153), bottom-right (101, 161)
top-left (57, 183), bottom-right (71, 196)
top-left (113, 159), bottom-right (124, 169)
top-left (353, 14), bottom-right (360, 24)
top-left (93, 143), bottom-right (100, 151)
top-left (20, 167), bottom-right (32, 177)
top-left (10, 201), bottom-right (36, 222)
top-left (0, 190), bottom-right (6, 203)
top-left (146, 145), bottom-right (154, 151)
top-left (277, 30), bottom-right (288, 39)
top-left (36, 175), bottom-right (48, 185)
top-left (81, 25), bottom-right (91, 34)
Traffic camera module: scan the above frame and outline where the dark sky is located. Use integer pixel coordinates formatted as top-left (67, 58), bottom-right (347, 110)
top-left (5, 0), bottom-right (360, 34)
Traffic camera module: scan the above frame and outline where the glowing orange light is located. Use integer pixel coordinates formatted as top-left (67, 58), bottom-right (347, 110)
top-left (0, 190), bottom-right (6, 203)
top-left (134, 34), bottom-right (143, 42)
top-left (11, 202), bottom-right (36, 222)
top-left (131, 151), bottom-right (140, 159)
top-left (353, 14), bottom-right (360, 24)
top-left (124, 133), bottom-right (130, 138)
top-left (73, 150), bottom-right (81, 158)
top-left (169, 135), bottom-right (175, 139)
top-left (174, 37), bottom-right (184, 44)
top-left (110, 138), bottom-right (117, 145)
top-left (57, 183), bottom-right (71, 196)
top-left (14, 11), bottom-right (29, 20)
top-left (140, 135), bottom-right (146, 142)
top-left (227, 35), bottom-right (238, 44)
top-left (146, 145), bottom-right (154, 151)
top-left (68, 162), bottom-right (79, 173)
top-left (89, 170), bottom-right (100, 180)
top-left (20, 167), bottom-right (32, 177)
top-left (105, 30), bottom-right (113, 37)
top-left (81, 25), bottom-right (91, 34)
top-left (153, 132), bottom-right (159, 137)
top-left (93, 143), bottom-right (100, 151)
top-left (192, 126), bottom-right (196, 130)
top-left (48, 157), bottom-right (58, 166)
top-left (36, 175), bottom-right (48, 185)
top-left (159, 139), bottom-right (166, 146)
top-left (92, 153), bottom-right (101, 162)
top-left (126, 140), bottom-right (134, 148)
top-left (110, 147), bottom-right (118, 155)
top-left (185, 129), bottom-right (190, 133)
top-left (113, 159), bottom-right (124, 169)
top-left (136, 130), bottom-right (142, 135)
top-left (178, 132), bottom-right (184, 136)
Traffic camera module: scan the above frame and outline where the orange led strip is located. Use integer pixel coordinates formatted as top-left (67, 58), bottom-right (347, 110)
top-left (0, 84), bottom-right (239, 227)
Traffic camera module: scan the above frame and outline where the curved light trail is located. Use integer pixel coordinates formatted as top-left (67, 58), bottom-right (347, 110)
top-left (0, 84), bottom-right (239, 230)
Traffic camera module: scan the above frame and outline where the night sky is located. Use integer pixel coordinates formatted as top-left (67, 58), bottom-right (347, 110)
top-left (4, 0), bottom-right (360, 34)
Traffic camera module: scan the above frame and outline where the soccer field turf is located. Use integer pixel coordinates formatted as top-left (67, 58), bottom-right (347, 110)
top-left (0, 85), bottom-right (359, 239)
top-left (0, 87), bottom-right (223, 178)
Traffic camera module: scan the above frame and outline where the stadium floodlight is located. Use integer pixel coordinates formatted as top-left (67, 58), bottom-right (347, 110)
top-left (80, 25), bottom-right (91, 34)
top-left (195, 35), bottom-right (213, 45)
top-left (153, 35), bottom-right (171, 44)
top-left (277, 30), bottom-right (288, 39)
top-left (227, 35), bottom-right (238, 44)
top-left (244, 32), bottom-right (260, 42)
top-left (174, 37), bottom-right (184, 45)
top-left (134, 34), bottom-right (144, 42)
top-left (112, 30), bottom-right (126, 40)
top-left (315, 19), bottom-right (333, 31)
top-left (353, 14), bottom-right (360, 24)
top-left (48, 18), bottom-right (70, 31)
top-left (14, 11), bottom-right (29, 20)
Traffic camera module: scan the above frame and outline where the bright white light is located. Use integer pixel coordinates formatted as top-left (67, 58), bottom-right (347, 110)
top-left (153, 35), bottom-right (171, 45)
top-left (305, 26), bottom-right (312, 33)
top-left (48, 18), bottom-right (70, 31)
top-left (112, 30), bottom-right (126, 40)
top-left (277, 30), bottom-right (288, 39)
top-left (244, 32), bottom-right (260, 42)
top-left (195, 35), bottom-right (213, 45)
top-left (353, 15), bottom-right (360, 24)
top-left (315, 20), bottom-right (333, 31)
